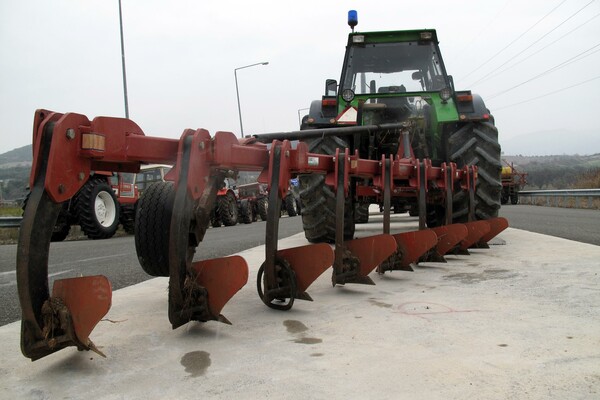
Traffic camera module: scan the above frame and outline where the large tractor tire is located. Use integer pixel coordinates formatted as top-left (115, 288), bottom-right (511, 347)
top-left (447, 120), bottom-right (502, 223)
top-left (218, 191), bottom-right (238, 226)
top-left (257, 197), bottom-right (269, 221)
top-left (75, 177), bottom-right (120, 239)
top-left (355, 202), bottom-right (369, 224)
top-left (120, 203), bottom-right (136, 234)
top-left (298, 136), bottom-right (355, 243)
top-left (135, 181), bottom-right (174, 277)
top-left (239, 199), bottom-right (253, 224)
top-left (284, 194), bottom-right (298, 217)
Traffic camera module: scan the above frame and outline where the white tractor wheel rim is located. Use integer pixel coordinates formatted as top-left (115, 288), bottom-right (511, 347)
top-left (95, 191), bottom-right (117, 227)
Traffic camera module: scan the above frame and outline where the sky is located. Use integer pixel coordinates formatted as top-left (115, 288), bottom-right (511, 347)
top-left (1, 0), bottom-right (599, 156)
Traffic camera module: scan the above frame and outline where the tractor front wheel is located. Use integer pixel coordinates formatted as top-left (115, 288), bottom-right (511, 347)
top-left (75, 177), bottom-right (120, 239)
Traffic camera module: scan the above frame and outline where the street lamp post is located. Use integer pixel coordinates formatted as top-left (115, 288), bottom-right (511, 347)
top-left (118, 0), bottom-right (129, 119)
top-left (234, 62), bottom-right (269, 138)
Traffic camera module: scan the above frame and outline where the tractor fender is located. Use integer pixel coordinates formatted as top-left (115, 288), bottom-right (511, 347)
top-left (455, 92), bottom-right (491, 121)
top-left (302, 100), bottom-right (335, 129)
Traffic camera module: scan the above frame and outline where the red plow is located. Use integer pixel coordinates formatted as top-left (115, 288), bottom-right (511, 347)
top-left (17, 110), bottom-right (508, 360)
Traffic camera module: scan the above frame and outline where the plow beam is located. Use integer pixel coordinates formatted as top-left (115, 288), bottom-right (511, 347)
top-left (457, 220), bottom-right (491, 254)
top-left (420, 224), bottom-right (469, 263)
top-left (334, 234), bottom-right (397, 285)
top-left (473, 217), bottom-right (509, 247)
top-left (378, 230), bottom-right (438, 273)
top-left (190, 256), bottom-right (249, 325)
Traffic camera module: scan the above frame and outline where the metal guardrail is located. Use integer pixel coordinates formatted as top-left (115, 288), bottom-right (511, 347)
top-left (519, 189), bottom-right (600, 208)
top-left (0, 217), bottom-right (22, 228)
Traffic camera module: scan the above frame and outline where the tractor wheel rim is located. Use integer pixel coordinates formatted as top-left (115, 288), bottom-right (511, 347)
top-left (95, 191), bottom-right (116, 227)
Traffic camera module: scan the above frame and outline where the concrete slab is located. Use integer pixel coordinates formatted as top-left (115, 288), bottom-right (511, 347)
top-left (1, 215), bottom-right (599, 399)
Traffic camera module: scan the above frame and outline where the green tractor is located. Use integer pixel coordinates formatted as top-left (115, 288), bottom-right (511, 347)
top-left (298, 11), bottom-right (502, 243)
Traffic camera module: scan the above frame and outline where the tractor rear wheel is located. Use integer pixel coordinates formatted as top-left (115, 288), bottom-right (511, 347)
top-left (218, 191), bottom-right (238, 226)
top-left (75, 177), bottom-right (120, 239)
top-left (135, 181), bottom-right (174, 277)
top-left (257, 197), bottom-right (268, 221)
top-left (120, 204), bottom-right (136, 234)
top-left (447, 120), bottom-right (502, 222)
top-left (298, 136), bottom-right (355, 243)
top-left (355, 203), bottom-right (369, 224)
top-left (239, 199), bottom-right (253, 224)
top-left (284, 194), bottom-right (298, 217)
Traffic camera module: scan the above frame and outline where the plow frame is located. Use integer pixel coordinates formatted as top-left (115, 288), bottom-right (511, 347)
top-left (18, 110), bottom-right (505, 361)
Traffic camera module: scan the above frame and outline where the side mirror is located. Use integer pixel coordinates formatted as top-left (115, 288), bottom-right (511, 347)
top-left (325, 79), bottom-right (337, 96)
top-left (412, 71), bottom-right (422, 81)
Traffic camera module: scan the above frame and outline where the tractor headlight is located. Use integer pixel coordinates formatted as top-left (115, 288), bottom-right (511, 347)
top-left (439, 87), bottom-right (452, 102)
top-left (342, 89), bottom-right (355, 103)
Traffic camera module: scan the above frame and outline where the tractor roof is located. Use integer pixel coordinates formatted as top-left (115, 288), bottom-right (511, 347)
top-left (348, 29), bottom-right (438, 45)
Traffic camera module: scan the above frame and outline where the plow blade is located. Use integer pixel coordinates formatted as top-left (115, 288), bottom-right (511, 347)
top-left (190, 256), bottom-right (249, 324)
top-left (379, 230), bottom-right (438, 273)
top-left (475, 217), bottom-right (509, 246)
top-left (277, 243), bottom-right (334, 299)
top-left (51, 276), bottom-right (112, 355)
top-left (457, 221), bottom-right (491, 254)
top-left (420, 224), bottom-right (469, 262)
top-left (338, 234), bottom-right (397, 284)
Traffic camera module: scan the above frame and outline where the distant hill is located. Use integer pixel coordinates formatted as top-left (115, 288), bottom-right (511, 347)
top-left (500, 129), bottom-right (600, 156)
top-left (502, 153), bottom-right (600, 190)
top-left (0, 145), bottom-right (32, 201)
top-left (0, 144), bottom-right (32, 169)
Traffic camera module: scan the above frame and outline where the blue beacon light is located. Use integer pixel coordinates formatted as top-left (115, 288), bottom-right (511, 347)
top-left (348, 10), bottom-right (358, 32)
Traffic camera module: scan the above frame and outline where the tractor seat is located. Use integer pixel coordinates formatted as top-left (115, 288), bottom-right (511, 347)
top-left (377, 85), bottom-right (409, 108)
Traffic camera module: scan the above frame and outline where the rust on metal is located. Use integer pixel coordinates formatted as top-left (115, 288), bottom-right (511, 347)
top-left (191, 256), bottom-right (249, 321)
top-left (458, 220), bottom-right (491, 252)
top-left (277, 244), bottom-right (334, 294)
top-left (343, 234), bottom-right (398, 280)
top-left (379, 229), bottom-right (438, 273)
top-left (478, 217), bottom-right (509, 244)
top-left (51, 276), bottom-right (112, 354)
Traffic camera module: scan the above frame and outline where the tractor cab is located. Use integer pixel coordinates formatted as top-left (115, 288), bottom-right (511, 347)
top-left (317, 29), bottom-right (457, 130)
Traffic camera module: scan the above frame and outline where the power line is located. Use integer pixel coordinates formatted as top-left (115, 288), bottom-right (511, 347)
top-left (492, 75), bottom-right (600, 110)
top-left (460, 0), bottom-right (568, 82)
top-left (455, 0), bottom-right (513, 55)
top-left (487, 43), bottom-right (600, 100)
top-left (469, 1), bottom-right (598, 87)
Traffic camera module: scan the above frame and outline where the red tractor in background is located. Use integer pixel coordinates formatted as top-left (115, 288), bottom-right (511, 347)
top-left (211, 178), bottom-right (242, 227)
top-left (36, 171), bottom-right (138, 241)
top-left (237, 181), bottom-right (269, 222)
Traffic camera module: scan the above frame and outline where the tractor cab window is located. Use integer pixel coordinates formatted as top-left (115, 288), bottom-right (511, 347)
top-left (342, 41), bottom-right (446, 95)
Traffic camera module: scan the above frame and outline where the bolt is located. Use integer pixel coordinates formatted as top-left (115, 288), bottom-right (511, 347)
top-left (58, 184), bottom-right (65, 194)
top-left (78, 172), bottom-right (85, 181)
top-left (66, 128), bottom-right (75, 140)
top-left (199, 141), bottom-right (205, 150)
top-left (285, 150), bottom-right (290, 157)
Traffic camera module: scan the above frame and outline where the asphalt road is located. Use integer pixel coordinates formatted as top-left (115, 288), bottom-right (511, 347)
top-left (499, 204), bottom-right (600, 246)
top-left (0, 216), bottom-right (304, 326)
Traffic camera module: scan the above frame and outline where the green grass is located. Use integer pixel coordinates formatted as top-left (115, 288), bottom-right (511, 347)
top-left (0, 206), bottom-right (22, 217)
